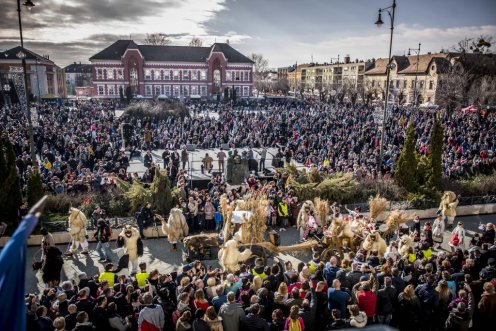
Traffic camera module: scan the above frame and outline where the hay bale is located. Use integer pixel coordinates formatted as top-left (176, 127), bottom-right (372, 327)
top-left (384, 210), bottom-right (410, 237)
top-left (314, 197), bottom-right (329, 227)
top-left (369, 194), bottom-right (388, 220)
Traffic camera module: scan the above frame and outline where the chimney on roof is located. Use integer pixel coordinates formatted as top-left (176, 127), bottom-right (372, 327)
top-left (74, 62), bottom-right (76, 64)
top-left (344, 55), bottom-right (351, 64)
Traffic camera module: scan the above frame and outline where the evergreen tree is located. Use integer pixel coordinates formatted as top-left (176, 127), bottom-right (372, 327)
top-left (150, 168), bottom-right (173, 216)
top-left (27, 171), bottom-right (44, 207)
top-left (427, 119), bottom-right (444, 190)
top-left (0, 140), bottom-right (23, 232)
top-left (395, 122), bottom-right (419, 192)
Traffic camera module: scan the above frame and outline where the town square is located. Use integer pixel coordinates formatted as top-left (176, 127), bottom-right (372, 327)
top-left (0, 1), bottom-right (495, 331)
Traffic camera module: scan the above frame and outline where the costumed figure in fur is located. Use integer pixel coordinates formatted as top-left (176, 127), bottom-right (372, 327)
top-left (398, 234), bottom-right (414, 257)
top-left (329, 216), bottom-right (355, 251)
top-left (115, 225), bottom-right (143, 274)
top-left (297, 200), bottom-right (318, 241)
top-left (362, 231), bottom-right (387, 257)
top-left (439, 191), bottom-right (459, 229)
top-left (65, 207), bottom-right (89, 256)
top-left (218, 238), bottom-right (252, 273)
top-left (160, 208), bottom-right (189, 251)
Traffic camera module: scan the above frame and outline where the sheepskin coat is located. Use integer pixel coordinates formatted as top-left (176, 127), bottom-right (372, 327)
top-left (68, 207), bottom-right (88, 243)
top-left (118, 227), bottom-right (141, 261)
top-left (162, 208), bottom-right (189, 244)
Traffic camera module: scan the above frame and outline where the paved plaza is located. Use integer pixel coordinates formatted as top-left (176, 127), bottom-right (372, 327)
top-left (24, 213), bottom-right (495, 294)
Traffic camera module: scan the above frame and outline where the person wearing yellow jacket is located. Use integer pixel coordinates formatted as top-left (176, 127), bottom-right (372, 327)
top-left (277, 198), bottom-right (289, 231)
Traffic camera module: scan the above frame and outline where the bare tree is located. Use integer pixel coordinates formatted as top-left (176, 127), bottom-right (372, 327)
top-left (144, 33), bottom-right (171, 46)
top-left (436, 65), bottom-right (468, 117)
top-left (451, 35), bottom-right (493, 54)
top-left (188, 37), bottom-right (203, 47)
top-left (250, 53), bottom-right (269, 95)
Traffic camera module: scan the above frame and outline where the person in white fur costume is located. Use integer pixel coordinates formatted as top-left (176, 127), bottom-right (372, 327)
top-left (362, 231), bottom-right (387, 257)
top-left (439, 191), bottom-right (459, 229)
top-left (161, 208), bottom-right (189, 251)
top-left (116, 225), bottom-right (143, 274)
top-left (398, 234), bottom-right (414, 257)
top-left (218, 238), bottom-right (252, 273)
top-left (65, 207), bottom-right (89, 256)
top-left (297, 200), bottom-right (319, 241)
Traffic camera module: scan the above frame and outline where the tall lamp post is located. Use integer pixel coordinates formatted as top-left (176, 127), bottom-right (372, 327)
top-left (408, 43), bottom-right (421, 107)
top-left (374, 0), bottom-right (396, 176)
top-left (17, 0), bottom-right (37, 163)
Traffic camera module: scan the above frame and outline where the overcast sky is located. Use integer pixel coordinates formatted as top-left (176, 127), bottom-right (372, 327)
top-left (0, 0), bottom-right (495, 68)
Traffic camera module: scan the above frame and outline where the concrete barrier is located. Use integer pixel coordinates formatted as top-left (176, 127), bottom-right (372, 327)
top-left (1, 203), bottom-right (495, 248)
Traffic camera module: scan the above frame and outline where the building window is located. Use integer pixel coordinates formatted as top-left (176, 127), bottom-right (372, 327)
top-left (183, 85), bottom-right (189, 96)
top-left (226, 71), bottom-right (232, 81)
top-left (235, 71), bottom-right (241, 81)
top-left (98, 85), bottom-right (104, 95)
top-left (419, 80), bottom-right (424, 89)
top-left (96, 68), bottom-right (104, 80)
top-left (371, 80), bottom-right (375, 87)
top-left (107, 69), bottom-right (114, 80)
top-left (154, 85), bottom-right (161, 96)
top-left (164, 70), bottom-right (170, 80)
top-left (200, 85), bottom-right (207, 96)
top-left (351, 66), bottom-right (356, 71)
top-left (191, 85), bottom-right (198, 95)
top-left (164, 85), bottom-right (171, 96)
top-left (429, 80), bottom-right (434, 90)
top-left (145, 69), bottom-right (152, 80)
top-left (200, 70), bottom-right (207, 80)
top-left (191, 70), bottom-right (198, 80)
top-left (243, 86), bottom-right (249, 96)
top-left (244, 71), bottom-right (250, 81)
top-left (145, 85), bottom-right (152, 96)
top-left (173, 85), bottom-right (180, 96)
top-left (117, 69), bottom-right (124, 80)
top-left (108, 85), bottom-right (115, 95)
top-left (403, 80), bottom-right (407, 88)
top-left (182, 70), bottom-right (189, 80)
top-left (431, 65), bottom-right (435, 71)
top-left (173, 70), bottom-right (180, 80)
top-left (152, 70), bottom-right (160, 80)
top-left (396, 80), bottom-right (400, 88)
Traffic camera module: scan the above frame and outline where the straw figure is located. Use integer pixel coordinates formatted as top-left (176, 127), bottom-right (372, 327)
top-left (314, 197), bottom-right (330, 227)
top-left (369, 194), bottom-right (389, 221)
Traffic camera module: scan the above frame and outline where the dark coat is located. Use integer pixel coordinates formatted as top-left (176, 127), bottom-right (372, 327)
top-left (239, 313), bottom-right (270, 331)
top-left (376, 286), bottom-right (397, 315)
top-left (41, 246), bottom-right (64, 283)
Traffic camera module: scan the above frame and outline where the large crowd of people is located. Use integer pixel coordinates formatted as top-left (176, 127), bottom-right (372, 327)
top-left (1, 99), bottom-right (496, 330)
top-left (1, 99), bottom-right (495, 196)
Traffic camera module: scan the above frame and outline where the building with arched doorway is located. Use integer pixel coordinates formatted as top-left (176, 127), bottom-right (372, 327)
top-left (89, 40), bottom-right (254, 99)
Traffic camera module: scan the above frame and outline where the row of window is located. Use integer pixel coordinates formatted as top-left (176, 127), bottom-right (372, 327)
top-left (144, 69), bottom-right (208, 81)
top-left (370, 79), bottom-right (434, 90)
top-left (144, 85), bottom-right (250, 97)
top-left (96, 68), bottom-right (124, 80)
top-left (225, 70), bottom-right (251, 82)
top-left (96, 84), bottom-right (251, 97)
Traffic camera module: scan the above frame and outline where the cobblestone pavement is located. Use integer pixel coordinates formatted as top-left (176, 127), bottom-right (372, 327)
top-left (23, 213), bottom-right (494, 294)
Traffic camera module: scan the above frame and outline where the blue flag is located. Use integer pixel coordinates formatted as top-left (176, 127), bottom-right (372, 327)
top-left (0, 214), bottom-right (39, 331)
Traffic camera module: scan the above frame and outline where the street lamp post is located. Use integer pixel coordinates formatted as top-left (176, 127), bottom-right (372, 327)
top-left (17, 0), bottom-right (37, 163)
top-left (35, 58), bottom-right (41, 101)
top-left (374, 0), bottom-right (396, 176)
top-left (408, 43), bottom-right (421, 107)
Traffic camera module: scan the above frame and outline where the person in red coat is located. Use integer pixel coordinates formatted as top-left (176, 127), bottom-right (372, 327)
top-left (357, 282), bottom-right (377, 323)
